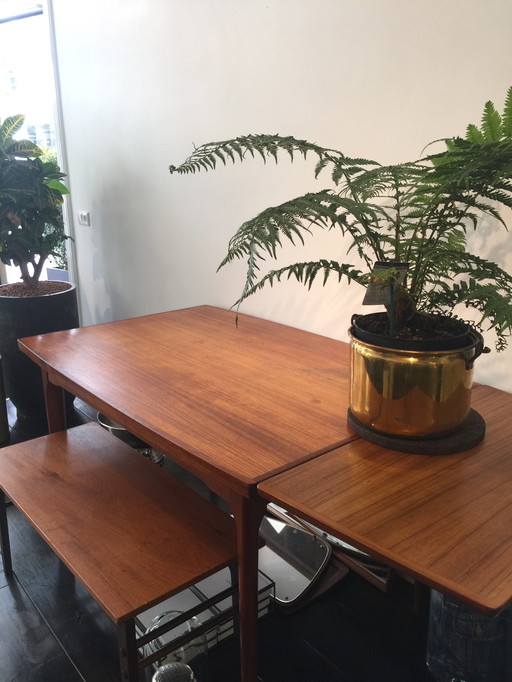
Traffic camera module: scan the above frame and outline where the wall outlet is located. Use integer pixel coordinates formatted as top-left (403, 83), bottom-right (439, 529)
top-left (77, 211), bottom-right (90, 226)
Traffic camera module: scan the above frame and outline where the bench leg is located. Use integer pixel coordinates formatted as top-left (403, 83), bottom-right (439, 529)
top-left (118, 618), bottom-right (139, 682)
top-left (229, 561), bottom-right (240, 638)
top-left (0, 490), bottom-right (12, 578)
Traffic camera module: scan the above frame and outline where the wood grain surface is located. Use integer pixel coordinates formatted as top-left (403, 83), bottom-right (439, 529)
top-left (19, 305), bottom-right (356, 492)
top-left (0, 422), bottom-right (237, 623)
top-left (259, 384), bottom-right (512, 615)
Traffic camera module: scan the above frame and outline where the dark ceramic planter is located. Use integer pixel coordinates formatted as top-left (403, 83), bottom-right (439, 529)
top-left (0, 283), bottom-right (79, 420)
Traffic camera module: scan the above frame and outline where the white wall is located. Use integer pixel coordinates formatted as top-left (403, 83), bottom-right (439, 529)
top-left (51, 0), bottom-right (512, 390)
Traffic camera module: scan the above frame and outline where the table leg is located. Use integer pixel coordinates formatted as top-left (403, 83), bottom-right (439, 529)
top-left (229, 492), bottom-right (267, 682)
top-left (0, 490), bottom-right (12, 577)
top-left (41, 370), bottom-right (66, 433)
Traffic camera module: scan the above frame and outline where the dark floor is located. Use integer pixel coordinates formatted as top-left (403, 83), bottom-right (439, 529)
top-left (0, 401), bottom-right (434, 682)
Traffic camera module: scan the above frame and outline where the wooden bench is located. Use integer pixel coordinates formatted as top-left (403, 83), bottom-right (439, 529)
top-left (0, 422), bottom-right (238, 681)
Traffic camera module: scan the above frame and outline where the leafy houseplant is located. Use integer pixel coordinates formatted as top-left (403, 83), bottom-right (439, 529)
top-left (169, 89), bottom-right (512, 449)
top-left (0, 114), bottom-right (70, 292)
top-left (170, 91), bottom-right (512, 349)
top-left (0, 115), bottom-right (78, 422)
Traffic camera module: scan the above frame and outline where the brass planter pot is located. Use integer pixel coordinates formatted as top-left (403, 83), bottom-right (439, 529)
top-left (348, 320), bottom-right (486, 439)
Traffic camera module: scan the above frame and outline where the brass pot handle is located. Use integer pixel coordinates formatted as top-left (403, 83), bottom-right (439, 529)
top-left (463, 338), bottom-right (490, 370)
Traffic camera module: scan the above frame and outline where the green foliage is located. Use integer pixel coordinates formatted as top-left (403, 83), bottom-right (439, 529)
top-left (0, 115), bottom-right (69, 288)
top-left (170, 88), bottom-right (512, 350)
top-left (460, 87), bottom-right (512, 143)
top-left (0, 114), bottom-right (41, 159)
top-left (169, 133), bottom-right (378, 181)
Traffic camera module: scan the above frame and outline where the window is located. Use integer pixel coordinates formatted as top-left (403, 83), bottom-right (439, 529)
top-left (0, 1), bottom-right (67, 282)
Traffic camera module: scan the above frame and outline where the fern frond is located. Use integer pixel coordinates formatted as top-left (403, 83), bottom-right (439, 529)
top-left (169, 134), bottom-right (336, 175)
top-left (459, 90), bottom-right (512, 145)
top-left (169, 134), bottom-right (381, 188)
top-left (465, 124), bottom-right (485, 143)
top-left (327, 155), bottom-right (380, 185)
top-left (425, 140), bottom-right (512, 199)
top-left (502, 86), bottom-right (512, 139)
top-left (481, 101), bottom-right (502, 142)
top-left (232, 260), bottom-right (365, 308)
top-left (427, 276), bottom-right (512, 351)
top-left (218, 190), bottom-right (385, 270)
top-left (344, 163), bottom-right (425, 202)
top-left (422, 251), bottom-right (512, 328)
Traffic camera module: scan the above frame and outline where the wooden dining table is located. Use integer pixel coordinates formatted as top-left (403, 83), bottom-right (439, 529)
top-left (18, 304), bottom-right (358, 682)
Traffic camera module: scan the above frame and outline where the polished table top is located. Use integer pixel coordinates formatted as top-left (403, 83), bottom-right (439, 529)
top-left (19, 305), bottom-right (356, 494)
top-left (259, 383), bottom-right (512, 616)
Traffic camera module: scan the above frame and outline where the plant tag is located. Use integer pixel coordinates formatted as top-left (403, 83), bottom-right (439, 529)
top-left (362, 261), bottom-right (409, 306)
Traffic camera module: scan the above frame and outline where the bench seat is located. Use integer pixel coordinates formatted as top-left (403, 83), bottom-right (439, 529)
top-left (0, 422), bottom-right (238, 680)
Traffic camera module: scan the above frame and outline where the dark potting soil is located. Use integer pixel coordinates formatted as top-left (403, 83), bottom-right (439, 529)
top-left (354, 312), bottom-right (469, 342)
top-left (0, 281), bottom-right (71, 297)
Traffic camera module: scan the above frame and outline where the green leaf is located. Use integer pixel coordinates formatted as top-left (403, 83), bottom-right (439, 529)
top-left (170, 134), bottom-right (338, 175)
top-left (502, 86), bottom-right (512, 139)
top-left (465, 124), bottom-right (485, 143)
top-left (0, 114), bottom-right (25, 147)
top-left (231, 260), bottom-right (365, 308)
top-left (45, 178), bottom-right (69, 195)
top-left (481, 101), bottom-right (502, 142)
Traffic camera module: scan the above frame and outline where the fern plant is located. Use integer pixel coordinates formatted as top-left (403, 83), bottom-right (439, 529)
top-left (170, 88), bottom-right (512, 350)
top-left (0, 114), bottom-right (69, 289)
